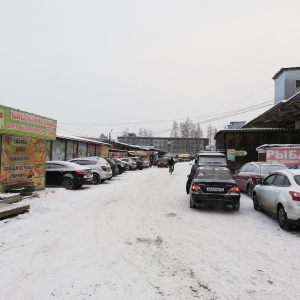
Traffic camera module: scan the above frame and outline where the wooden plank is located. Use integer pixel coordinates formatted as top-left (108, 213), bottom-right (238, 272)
top-left (0, 203), bottom-right (30, 219)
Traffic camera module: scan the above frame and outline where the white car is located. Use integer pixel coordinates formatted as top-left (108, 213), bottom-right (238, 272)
top-left (69, 157), bottom-right (113, 185)
top-left (119, 158), bottom-right (137, 170)
top-left (252, 169), bottom-right (300, 230)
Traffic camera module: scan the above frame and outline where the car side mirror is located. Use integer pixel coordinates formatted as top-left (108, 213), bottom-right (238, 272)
top-left (195, 159), bottom-right (198, 163)
top-left (256, 179), bottom-right (262, 185)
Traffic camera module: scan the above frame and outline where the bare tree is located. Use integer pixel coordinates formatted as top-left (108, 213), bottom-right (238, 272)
top-left (122, 128), bottom-right (129, 136)
top-left (171, 121), bottom-right (180, 137)
top-left (180, 118), bottom-right (194, 138)
top-left (207, 123), bottom-right (217, 145)
top-left (138, 128), bottom-right (153, 137)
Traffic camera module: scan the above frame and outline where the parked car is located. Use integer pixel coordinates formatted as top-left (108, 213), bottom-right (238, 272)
top-left (234, 162), bottom-right (287, 198)
top-left (141, 158), bottom-right (150, 168)
top-left (45, 161), bottom-right (93, 189)
top-left (119, 158), bottom-right (137, 170)
top-left (113, 158), bottom-right (128, 173)
top-left (157, 158), bottom-right (169, 168)
top-left (105, 157), bottom-right (119, 177)
top-left (252, 169), bottom-right (300, 230)
top-left (69, 157), bottom-right (113, 185)
top-left (130, 157), bottom-right (144, 170)
top-left (188, 166), bottom-right (240, 211)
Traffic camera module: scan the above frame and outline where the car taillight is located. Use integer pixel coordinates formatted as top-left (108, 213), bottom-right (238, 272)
top-left (75, 170), bottom-right (87, 175)
top-left (289, 191), bottom-right (300, 201)
top-left (101, 166), bottom-right (107, 171)
top-left (191, 184), bottom-right (202, 193)
top-left (229, 186), bottom-right (240, 193)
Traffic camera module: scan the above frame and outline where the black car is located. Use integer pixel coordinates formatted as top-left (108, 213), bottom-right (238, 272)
top-left (130, 157), bottom-right (144, 170)
top-left (45, 161), bottom-right (93, 190)
top-left (188, 166), bottom-right (240, 211)
top-left (113, 158), bottom-right (128, 174)
top-left (105, 158), bottom-right (119, 177)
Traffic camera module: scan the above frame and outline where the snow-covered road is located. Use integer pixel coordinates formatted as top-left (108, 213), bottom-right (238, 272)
top-left (1, 162), bottom-right (300, 300)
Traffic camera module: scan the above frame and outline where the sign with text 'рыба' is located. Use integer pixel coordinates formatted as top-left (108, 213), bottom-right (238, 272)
top-left (0, 105), bottom-right (56, 140)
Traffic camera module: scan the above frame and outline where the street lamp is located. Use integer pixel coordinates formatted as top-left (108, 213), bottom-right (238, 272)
top-left (109, 129), bottom-right (113, 142)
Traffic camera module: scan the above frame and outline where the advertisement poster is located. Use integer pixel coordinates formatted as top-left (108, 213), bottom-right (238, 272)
top-left (66, 140), bottom-right (78, 160)
top-left (88, 144), bottom-right (96, 157)
top-left (52, 139), bottom-right (66, 160)
top-left (101, 145), bottom-right (109, 158)
top-left (227, 149), bottom-right (235, 161)
top-left (0, 135), bottom-right (46, 191)
top-left (96, 145), bottom-right (101, 157)
top-left (78, 142), bottom-right (87, 157)
top-left (0, 105), bottom-right (56, 140)
top-left (266, 147), bottom-right (300, 167)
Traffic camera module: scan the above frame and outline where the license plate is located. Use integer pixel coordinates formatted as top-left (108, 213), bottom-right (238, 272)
top-left (207, 187), bottom-right (224, 192)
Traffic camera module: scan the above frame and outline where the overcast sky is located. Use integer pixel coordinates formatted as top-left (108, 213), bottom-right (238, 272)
top-left (1, 1), bottom-right (299, 139)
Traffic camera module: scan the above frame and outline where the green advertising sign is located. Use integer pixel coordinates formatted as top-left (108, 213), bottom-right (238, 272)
top-left (0, 105), bottom-right (56, 140)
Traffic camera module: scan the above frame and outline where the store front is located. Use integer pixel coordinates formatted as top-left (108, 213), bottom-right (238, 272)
top-left (0, 105), bottom-right (56, 193)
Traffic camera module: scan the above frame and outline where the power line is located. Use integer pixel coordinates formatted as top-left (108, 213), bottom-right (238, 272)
top-left (58, 99), bottom-right (273, 137)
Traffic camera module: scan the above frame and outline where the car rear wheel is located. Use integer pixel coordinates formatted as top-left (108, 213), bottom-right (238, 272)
top-left (93, 174), bottom-right (101, 185)
top-left (190, 197), bottom-right (196, 208)
top-left (278, 205), bottom-right (292, 230)
top-left (233, 201), bottom-right (240, 211)
top-left (61, 178), bottom-right (74, 190)
top-left (253, 194), bottom-right (261, 211)
top-left (247, 184), bottom-right (253, 198)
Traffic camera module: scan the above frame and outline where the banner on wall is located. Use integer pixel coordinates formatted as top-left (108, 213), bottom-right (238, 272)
top-left (0, 105), bottom-right (57, 140)
top-left (0, 135), bottom-right (46, 191)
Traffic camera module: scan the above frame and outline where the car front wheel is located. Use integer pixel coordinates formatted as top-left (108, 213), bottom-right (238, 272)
top-left (61, 178), bottom-right (75, 190)
top-left (253, 194), bottom-right (261, 211)
top-left (278, 205), bottom-right (292, 230)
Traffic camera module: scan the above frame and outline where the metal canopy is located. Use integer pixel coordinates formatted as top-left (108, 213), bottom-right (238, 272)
top-left (242, 91), bottom-right (300, 129)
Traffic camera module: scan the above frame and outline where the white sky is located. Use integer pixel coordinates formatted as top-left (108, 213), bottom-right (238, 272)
top-left (1, 0), bottom-right (300, 139)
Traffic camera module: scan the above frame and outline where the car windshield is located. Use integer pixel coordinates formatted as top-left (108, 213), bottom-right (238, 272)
top-left (261, 165), bottom-right (286, 175)
top-left (196, 168), bottom-right (233, 180)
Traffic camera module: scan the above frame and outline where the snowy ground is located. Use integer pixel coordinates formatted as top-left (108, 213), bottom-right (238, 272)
top-left (1, 162), bottom-right (300, 300)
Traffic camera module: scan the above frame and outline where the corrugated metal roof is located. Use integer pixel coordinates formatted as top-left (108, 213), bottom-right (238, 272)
top-left (218, 128), bottom-right (300, 133)
top-left (56, 131), bottom-right (111, 146)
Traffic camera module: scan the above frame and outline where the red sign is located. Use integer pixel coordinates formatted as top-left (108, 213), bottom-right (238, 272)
top-left (266, 148), bottom-right (300, 166)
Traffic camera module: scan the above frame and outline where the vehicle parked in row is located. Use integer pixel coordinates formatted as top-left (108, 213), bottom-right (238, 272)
top-left (157, 157), bottom-right (169, 168)
top-left (141, 158), bottom-right (150, 168)
top-left (252, 169), bottom-right (300, 230)
top-left (69, 157), bottom-right (113, 185)
top-left (105, 157), bottom-right (119, 177)
top-left (130, 157), bottom-right (144, 170)
top-left (45, 161), bottom-right (93, 190)
top-left (188, 166), bottom-right (240, 211)
top-left (119, 158), bottom-right (137, 170)
top-left (113, 158), bottom-right (128, 174)
top-left (234, 162), bottom-right (287, 198)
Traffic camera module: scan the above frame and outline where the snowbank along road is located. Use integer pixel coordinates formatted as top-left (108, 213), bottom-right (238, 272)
top-left (1, 162), bottom-right (300, 300)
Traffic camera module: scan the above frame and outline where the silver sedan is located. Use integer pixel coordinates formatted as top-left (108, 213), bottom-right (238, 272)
top-left (253, 169), bottom-right (300, 230)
